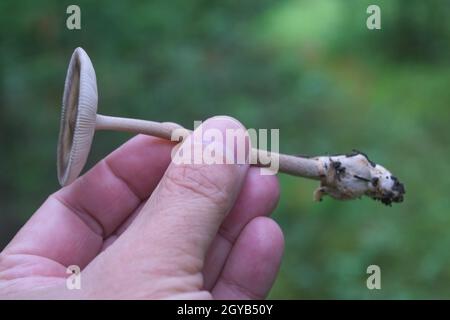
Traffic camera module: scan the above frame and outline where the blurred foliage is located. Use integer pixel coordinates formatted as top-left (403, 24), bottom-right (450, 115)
top-left (1, 0), bottom-right (450, 299)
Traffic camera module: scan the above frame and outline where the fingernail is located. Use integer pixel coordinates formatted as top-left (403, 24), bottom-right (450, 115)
top-left (192, 116), bottom-right (250, 168)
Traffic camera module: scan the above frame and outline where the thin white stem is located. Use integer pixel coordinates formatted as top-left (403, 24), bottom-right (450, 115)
top-left (95, 114), bottom-right (322, 179)
top-left (94, 114), bottom-right (404, 205)
top-left (96, 114), bottom-right (183, 140)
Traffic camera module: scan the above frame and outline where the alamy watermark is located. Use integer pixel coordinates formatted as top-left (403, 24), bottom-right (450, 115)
top-left (66, 5), bottom-right (81, 30)
top-left (367, 5), bottom-right (381, 30)
top-left (366, 264), bottom-right (381, 290)
top-left (170, 121), bottom-right (280, 175)
top-left (66, 265), bottom-right (81, 290)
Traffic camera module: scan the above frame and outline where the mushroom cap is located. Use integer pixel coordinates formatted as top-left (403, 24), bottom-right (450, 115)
top-left (57, 47), bottom-right (98, 186)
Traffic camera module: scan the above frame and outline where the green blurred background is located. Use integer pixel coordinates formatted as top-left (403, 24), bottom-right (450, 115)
top-left (1, 0), bottom-right (450, 299)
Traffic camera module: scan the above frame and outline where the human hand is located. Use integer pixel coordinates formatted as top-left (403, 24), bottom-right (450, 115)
top-left (0, 117), bottom-right (284, 299)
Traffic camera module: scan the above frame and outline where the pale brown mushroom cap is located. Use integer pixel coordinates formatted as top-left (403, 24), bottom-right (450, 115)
top-left (57, 47), bottom-right (98, 186)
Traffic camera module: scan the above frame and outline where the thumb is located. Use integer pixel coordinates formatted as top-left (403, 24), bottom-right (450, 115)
top-left (118, 116), bottom-right (249, 271)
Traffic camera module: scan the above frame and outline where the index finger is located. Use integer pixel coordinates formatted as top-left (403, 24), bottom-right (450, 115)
top-left (3, 134), bottom-right (175, 268)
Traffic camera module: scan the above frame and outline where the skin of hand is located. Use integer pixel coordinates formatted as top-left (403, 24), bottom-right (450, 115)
top-left (0, 116), bottom-right (284, 299)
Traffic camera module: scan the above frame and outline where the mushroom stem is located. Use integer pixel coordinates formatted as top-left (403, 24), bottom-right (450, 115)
top-left (93, 114), bottom-right (406, 205)
top-left (95, 114), bottom-right (321, 179)
top-left (266, 152), bottom-right (321, 179)
top-left (96, 114), bottom-right (183, 140)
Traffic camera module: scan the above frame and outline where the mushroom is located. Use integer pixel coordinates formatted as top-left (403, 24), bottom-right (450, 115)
top-left (57, 47), bottom-right (405, 205)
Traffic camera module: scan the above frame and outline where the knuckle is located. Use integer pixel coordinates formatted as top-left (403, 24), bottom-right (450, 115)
top-left (163, 163), bottom-right (238, 208)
